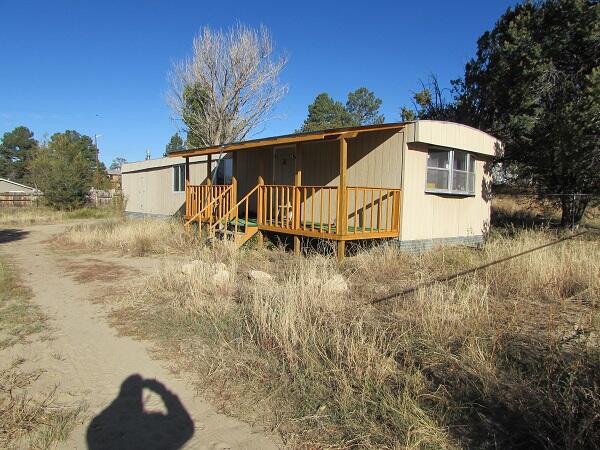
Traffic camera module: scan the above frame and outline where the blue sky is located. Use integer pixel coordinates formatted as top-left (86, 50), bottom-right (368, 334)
top-left (0, 0), bottom-right (516, 165)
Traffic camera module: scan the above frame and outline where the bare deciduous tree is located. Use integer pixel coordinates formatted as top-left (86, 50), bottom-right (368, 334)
top-left (168, 24), bottom-right (288, 148)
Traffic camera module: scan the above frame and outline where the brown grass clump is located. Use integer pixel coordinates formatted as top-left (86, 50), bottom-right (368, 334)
top-left (106, 225), bottom-right (600, 448)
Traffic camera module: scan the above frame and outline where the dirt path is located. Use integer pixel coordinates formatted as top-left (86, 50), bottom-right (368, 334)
top-left (0, 222), bottom-right (279, 450)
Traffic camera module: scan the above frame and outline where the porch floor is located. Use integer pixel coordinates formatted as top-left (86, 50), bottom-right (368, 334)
top-left (226, 216), bottom-right (383, 234)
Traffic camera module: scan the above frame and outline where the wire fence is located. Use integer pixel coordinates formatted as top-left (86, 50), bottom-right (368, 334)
top-left (369, 228), bottom-right (594, 307)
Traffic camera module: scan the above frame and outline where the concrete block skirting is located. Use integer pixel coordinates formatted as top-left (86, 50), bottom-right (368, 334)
top-left (398, 235), bottom-right (485, 252)
top-left (125, 211), bottom-right (174, 220)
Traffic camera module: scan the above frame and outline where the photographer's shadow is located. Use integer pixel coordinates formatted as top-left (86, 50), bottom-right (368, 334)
top-left (87, 374), bottom-right (194, 450)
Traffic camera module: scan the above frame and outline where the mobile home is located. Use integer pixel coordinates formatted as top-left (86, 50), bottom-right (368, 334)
top-left (123, 120), bottom-right (500, 259)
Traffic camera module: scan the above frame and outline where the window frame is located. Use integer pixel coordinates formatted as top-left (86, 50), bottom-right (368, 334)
top-left (425, 147), bottom-right (476, 196)
top-left (173, 164), bottom-right (186, 193)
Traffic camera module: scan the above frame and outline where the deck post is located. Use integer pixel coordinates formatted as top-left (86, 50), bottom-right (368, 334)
top-left (257, 176), bottom-right (264, 248)
top-left (232, 152), bottom-right (237, 181)
top-left (185, 157), bottom-right (190, 219)
top-left (337, 137), bottom-right (348, 262)
top-left (294, 145), bottom-right (302, 255)
top-left (206, 154), bottom-right (212, 220)
top-left (207, 154), bottom-right (212, 184)
top-left (231, 176), bottom-right (237, 223)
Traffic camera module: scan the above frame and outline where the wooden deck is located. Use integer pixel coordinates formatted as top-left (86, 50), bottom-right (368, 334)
top-left (184, 180), bottom-right (401, 259)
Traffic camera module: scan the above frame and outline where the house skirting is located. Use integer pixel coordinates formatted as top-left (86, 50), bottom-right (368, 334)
top-left (125, 211), bottom-right (174, 220)
top-left (398, 235), bottom-right (484, 252)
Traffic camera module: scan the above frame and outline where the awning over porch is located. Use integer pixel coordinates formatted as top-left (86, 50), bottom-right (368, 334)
top-left (167, 122), bottom-right (409, 158)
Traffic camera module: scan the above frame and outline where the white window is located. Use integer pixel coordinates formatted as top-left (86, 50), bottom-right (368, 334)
top-left (173, 164), bottom-right (186, 192)
top-left (426, 148), bottom-right (475, 195)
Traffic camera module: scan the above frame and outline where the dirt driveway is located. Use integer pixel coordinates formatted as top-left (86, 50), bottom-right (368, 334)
top-left (0, 222), bottom-right (279, 450)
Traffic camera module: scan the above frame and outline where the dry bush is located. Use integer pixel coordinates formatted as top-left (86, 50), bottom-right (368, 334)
top-left (109, 228), bottom-right (600, 448)
top-left (61, 218), bottom-right (198, 256)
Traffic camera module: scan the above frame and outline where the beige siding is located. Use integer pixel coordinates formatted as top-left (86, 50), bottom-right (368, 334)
top-left (399, 142), bottom-right (492, 241)
top-left (122, 156), bottom-right (210, 216)
top-left (235, 147), bottom-right (273, 211)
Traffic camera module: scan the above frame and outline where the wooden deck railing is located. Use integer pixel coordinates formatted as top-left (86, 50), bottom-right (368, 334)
top-left (185, 183), bottom-right (233, 220)
top-left (209, 183), bottom-right (260, 236)
top-left (186, 181), bottom-right (401, 240)
top-left (185, 184), bottom-right (233, 232)
top-left (257, 184), bottom-right (400, 238)
top-left (346, 186), bottom-right (401, 236)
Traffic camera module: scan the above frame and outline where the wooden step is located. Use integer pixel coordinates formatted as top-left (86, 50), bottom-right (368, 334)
top-left (234, 226), bottom-right (259, 248)
top-left (214, 225), bottom-right (259, 249)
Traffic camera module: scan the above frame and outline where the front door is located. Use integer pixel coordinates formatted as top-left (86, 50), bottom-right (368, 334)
top-left (273, 145), bottom-right (295, 185)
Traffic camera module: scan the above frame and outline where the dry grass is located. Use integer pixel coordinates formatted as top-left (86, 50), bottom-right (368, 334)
top-left (60, 218), bottom-right (196, 256)
top-left (0, 257), bottom-right (83, 448)
top-left (57, 203), bottom-right (600, 448)
top-left (0, 361), bottom-right (84, 450)
top-left (97, 226), bottom-right (599, 448)
top-left (0, 206), bottom-right (119, 227)
top-left (0, 259), bottom-right (46, 350)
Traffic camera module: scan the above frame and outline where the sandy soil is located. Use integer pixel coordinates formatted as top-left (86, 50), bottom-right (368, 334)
top-left (0, 222), bottom-right (279, 450)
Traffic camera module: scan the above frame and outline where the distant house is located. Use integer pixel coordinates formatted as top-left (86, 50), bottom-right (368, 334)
top-left (107, 168), bottom-right (122, 189)
top-left (0, 178), bottom-right (41, 208)
top-left (123, 120), bottom-right (501, 259)
top-left (0, 178), bottom-right (38, 194)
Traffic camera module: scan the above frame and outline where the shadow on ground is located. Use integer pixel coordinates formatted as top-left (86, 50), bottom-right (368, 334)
top-left (0, 228), bottom-right (29, 244)
top-left (87, 374), bottom-right (194, 450)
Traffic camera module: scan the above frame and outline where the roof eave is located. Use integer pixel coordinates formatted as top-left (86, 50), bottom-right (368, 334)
top-left (168, 122), bottom-right (408, 158)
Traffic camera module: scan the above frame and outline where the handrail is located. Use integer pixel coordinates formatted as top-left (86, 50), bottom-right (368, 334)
top-left (196, 184), bottom-right (233, 235)
top-left (347, 185), bottom-right (398, 190)
top-left (184, 211), bottom-right (202, 228)
top-left (220, 184), bottom-right (260, 220)
top-left (209, 183), bottom-right (260, 235)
